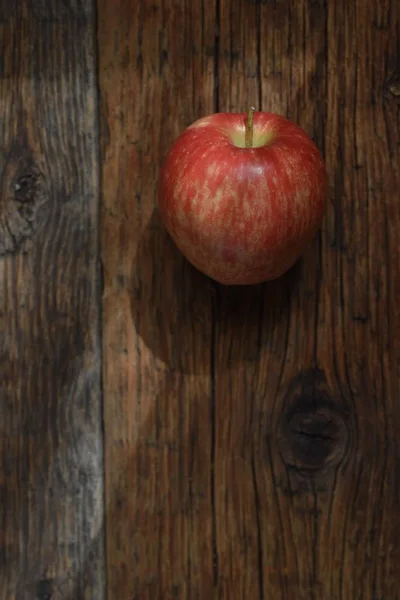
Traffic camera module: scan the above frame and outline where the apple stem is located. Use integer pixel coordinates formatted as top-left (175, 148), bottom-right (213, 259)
top-left (245, 107), bottom-right (256, 148)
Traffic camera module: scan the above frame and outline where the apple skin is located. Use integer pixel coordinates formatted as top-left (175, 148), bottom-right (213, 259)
top-left (158, 111), bottom-right (327, 286)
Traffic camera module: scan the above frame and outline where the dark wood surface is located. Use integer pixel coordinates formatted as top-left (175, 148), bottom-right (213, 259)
top-left (0, 2), bottom-right (105, 599)
top-left (1, 0), bottom-right (399, 598)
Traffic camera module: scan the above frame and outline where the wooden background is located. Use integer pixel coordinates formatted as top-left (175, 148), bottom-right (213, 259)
top-left (1, 0), bottom-right (399, 598)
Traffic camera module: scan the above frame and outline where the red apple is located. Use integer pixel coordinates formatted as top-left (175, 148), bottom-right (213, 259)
top-left (158, 109), bottom-right (327, 285)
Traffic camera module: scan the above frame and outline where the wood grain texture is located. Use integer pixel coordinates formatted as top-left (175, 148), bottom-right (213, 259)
top-left (214, 1), bottom-right (331, 597)
top-left (1, 0), bottom-right (399, 598)
top-left (0, 2), bottom-right (104, 599)
top-left (99, 0), bottom-right (400, 598)
top-left (215, 1), bottom-right (400, 597)
top-left (98, 0), bottom-right (218, 597)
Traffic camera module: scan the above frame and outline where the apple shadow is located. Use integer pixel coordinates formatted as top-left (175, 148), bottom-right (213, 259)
top-left (131, 209), bottom-right (304, 375)
top-left (130, 209), bottom-right (214, 375)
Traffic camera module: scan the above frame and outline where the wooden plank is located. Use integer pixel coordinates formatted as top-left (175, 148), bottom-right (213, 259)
top-left (319, 1), bottom-right (400, 597)
top-left (0, 2), bottom-right (104, 599)
top-left (215, 1), bottom-right (332, 597)
top-left (97, 0), bottom-right (217, 598)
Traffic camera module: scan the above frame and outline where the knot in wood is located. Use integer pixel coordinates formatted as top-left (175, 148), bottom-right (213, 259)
top-left (277, 369), bottom-right (349, 474)
top-left (35, 579), bottom-right (53, 600)
top-left (0, 155), bottom-right (50, 256)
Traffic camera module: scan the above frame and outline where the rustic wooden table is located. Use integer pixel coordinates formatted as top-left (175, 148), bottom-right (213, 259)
top-left (1, 1), bottom-right (399, 598)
